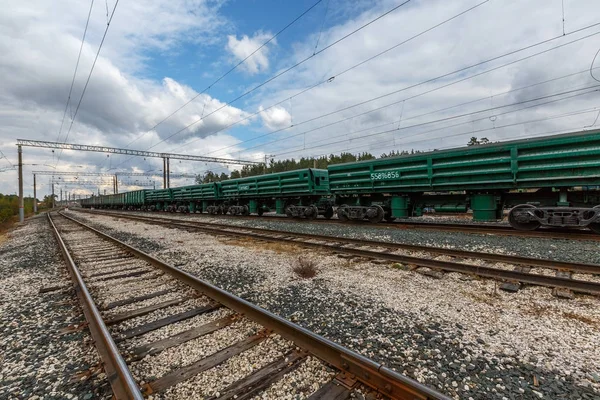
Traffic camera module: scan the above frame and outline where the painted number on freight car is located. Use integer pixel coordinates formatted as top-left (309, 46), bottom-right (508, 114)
top-left (370, 170), bottom-right (400, 180)
top-left (239, 185), bottom-right (250, 190)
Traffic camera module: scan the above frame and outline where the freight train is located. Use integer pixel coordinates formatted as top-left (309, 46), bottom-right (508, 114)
top-left (80, 128), bottom-right (600, 233)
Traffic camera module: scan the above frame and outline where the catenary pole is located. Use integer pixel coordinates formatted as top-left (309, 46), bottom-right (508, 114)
top-left (33, 173), bottom-right (37, 214)
top-left (17, 145), bottom-right (24, 222)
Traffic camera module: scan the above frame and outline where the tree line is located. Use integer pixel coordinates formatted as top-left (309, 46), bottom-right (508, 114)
top-left (196, 149), bottom-right (422, 183)
top-left (0, 194), bottom-right (36, 223)
top-left (195, 137), bottom-right (493, 183)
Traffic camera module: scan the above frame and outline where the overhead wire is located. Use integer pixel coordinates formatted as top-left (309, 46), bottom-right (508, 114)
top-left (112, 0), bottom-right (413, 171)
top-left (199, 25), bottom-right (600, 159)
top-left (143, 0), bottom-right (412, 152)
top-left (55, 0), bottom-right (95, 145)
top-left (54, 0), bottom-right (120, 167)
top-left (181, 18), bottom-right (600, 159)
top-left (591, 46), bottom-right (600, 82)
top-left (272, 86), bottom-right (600, 157)
top-left (303, 107), bottom-right (600, 160)
top-left (0, 149), bottom-right (15, 168)
top-left (163, 0), bottom-right (492, 157)
top-left (240, 67), bottom-right (600, 155)
top-left (122, 0), bottom-right (325, 149)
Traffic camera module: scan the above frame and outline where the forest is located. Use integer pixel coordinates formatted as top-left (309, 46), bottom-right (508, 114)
top-left (0, 194), bottom-right (54, 225)
top-left (195, 137), bottom-right (490, 184)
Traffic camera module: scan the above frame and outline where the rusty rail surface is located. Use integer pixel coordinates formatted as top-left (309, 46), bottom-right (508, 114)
top-left (57, 211), bottom-right (450, 400)
top-left (47, 213), bottom-right (144, 400)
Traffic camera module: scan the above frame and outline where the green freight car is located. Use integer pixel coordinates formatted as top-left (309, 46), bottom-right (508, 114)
top-left (144, 188), bottom-right (173, 211)
top-left (327, 129), bottom-right (600, 231)
top-left (215, 168), bottom-right (332, 218)
top-left (168, 183), bottom-right (219, 213)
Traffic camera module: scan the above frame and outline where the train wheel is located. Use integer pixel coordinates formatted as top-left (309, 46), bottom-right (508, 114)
top-left (305, 205), bottom-right (319, 220)
top-left (368, 205), bottom-right (385, 223)
top-left (337, 205), bottom-right (349, 221)
top-left (323, 207), bottom-right (334, 220)
top-left (508, 204), bottom-right (541, 231)
top-left (257, 207), bottom-right (264, 216)
top-left (285, 206), bottom-right (294, 217)
top-left (242, 205), bottom-right (250, 216)
top-left (589, 206), bottom-right (600, 234)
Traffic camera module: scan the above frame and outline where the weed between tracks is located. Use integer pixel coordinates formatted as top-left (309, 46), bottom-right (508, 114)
top-left (219, 237), bottom-right (301, 254)
top-left (293, 257), bottom-right (318, 279)
top-left (562, 311), bottom-right (597, 326)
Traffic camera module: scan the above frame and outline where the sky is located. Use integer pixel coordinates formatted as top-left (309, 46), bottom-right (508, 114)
top-left (1, 0), bottom-right (600, 198)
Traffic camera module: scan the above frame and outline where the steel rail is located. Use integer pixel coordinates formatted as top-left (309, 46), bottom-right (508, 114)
top-left (75, 209), bottom-right (600, 275)
top-left (79, 208), bottom-right (599, 241)
top-left (57, 211), bottom-right (450, 400)
top-left (73, 209), bottom-right (600, 295)
top-left (47, 213), bottom-right (144, 400)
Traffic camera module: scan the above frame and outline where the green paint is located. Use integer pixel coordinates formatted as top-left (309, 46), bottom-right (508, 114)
top-left (471, 194), bottom-right (498, 221)
top-left (249, 199), bottom-right (258, 214)
top-left (391, 196), bottom-right (409, 218)
top-left (276, 198), bottom-right (285, 214)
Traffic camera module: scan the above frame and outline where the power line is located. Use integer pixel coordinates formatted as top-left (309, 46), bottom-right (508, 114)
top-left (334, 108), bottom-right (600, 159)
top-left (0, 149), bottom-right (15, 168)
top-left (202, 25), bottom-right (600, 159)
top-left (313, 0), bottom-right (330, 54)
top-left (301, 107), bottom-right (600, 161)
top-left (591, 46), bottom-right (600, 83)
top-left (186, 19), bottom-right (600, 159)
top-left (143, 0), bottom-right (412, 152)
top-left (168, 0), bottom-right (491, 157)
top-left (55, 0), bottom-right (120, 167)
top-left (241, 68), bottom-right (600, 154)
top-left (123, 0), bottom-right (325, 149)
top-left (272, 86), bottom-right (600, 157)
top-left (55, 0), bottom-right (95, 145)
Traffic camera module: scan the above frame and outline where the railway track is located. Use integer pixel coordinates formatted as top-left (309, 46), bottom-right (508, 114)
top-left (81, 208), bottom-right (599, 241)
top-left (49, 211), bottom-right (449, 399)
top-left (73, 209), bottom-right (600, 297)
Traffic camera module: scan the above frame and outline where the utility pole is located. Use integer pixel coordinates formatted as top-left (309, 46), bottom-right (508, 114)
top-left (33, 173), bottom-right (37, 214)
top-left (60, 189), bottom-right (63, 205)
top-left (115, 174), bottom-right (118, 194)
top-left (52, 183), bottom-right (55, 209)
top-left (17, 145), bottom-right (24, 222)
top-left (163, 158), bottom-right (167, 189)
top-left (166, 158), bottom-right (170, 188)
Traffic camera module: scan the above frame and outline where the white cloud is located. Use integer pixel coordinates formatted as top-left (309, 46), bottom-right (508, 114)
top-left (0, 0), bottom-right (250, 196)
top-left (258, 105), bottom-right (291, 130)
top-left (232, 0), bottom-right (600, 161)
top-left (226, 32), bottom-right (275, 74)
top-left (3, 0), bottom-right (600, 198)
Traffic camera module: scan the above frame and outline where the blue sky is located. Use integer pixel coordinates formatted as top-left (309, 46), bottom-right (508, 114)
top-left (1, 0), bottom-right (600, 196)
top-left (143, 1), bottom-right (332, 101)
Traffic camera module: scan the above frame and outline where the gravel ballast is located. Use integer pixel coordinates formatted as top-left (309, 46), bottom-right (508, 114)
top-left (0, 215), bottom-right (108, 399)
top-left (67, 210), bottom-right (600, 399)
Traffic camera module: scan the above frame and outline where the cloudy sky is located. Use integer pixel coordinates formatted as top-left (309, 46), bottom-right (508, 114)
top-left (1, 0), bottom-right (600, 198)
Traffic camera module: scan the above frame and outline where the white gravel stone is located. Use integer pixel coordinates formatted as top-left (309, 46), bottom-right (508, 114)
top-left (67, 210), bottom-right (600, 398)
